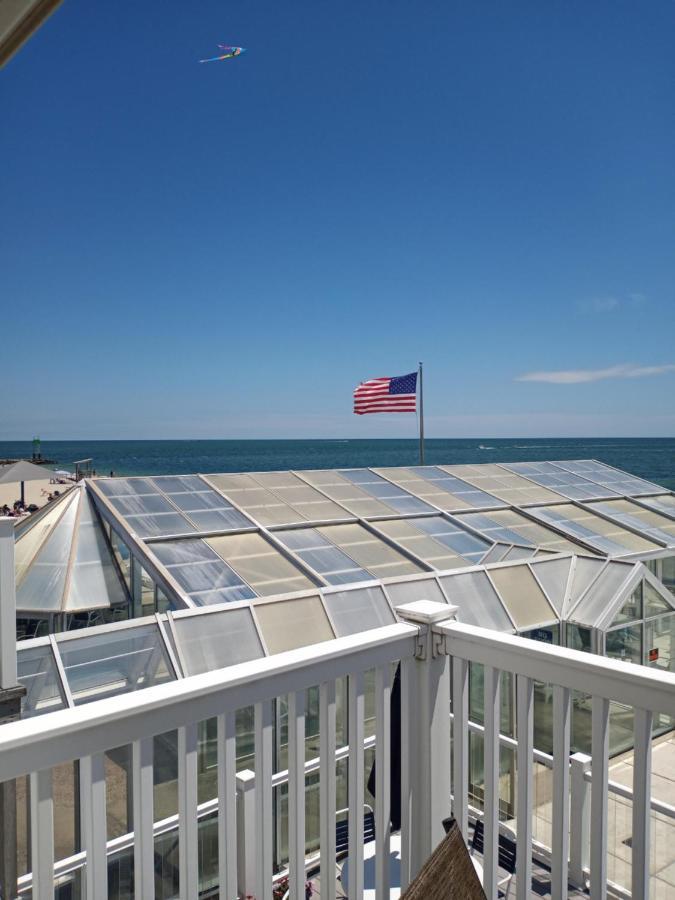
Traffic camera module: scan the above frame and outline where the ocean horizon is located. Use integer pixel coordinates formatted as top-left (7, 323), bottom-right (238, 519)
top-left (1, 437), bottom-right (674, 489)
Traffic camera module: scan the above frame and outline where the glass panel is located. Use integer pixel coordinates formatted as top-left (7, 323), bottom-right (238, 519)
top-left (172, 608), bottom-right (265, 675)
top-left (589, 498), bottom-right (675, 545)
top-left (529, 558), bottom-right (573, 614)
top-left (502, 461), bottom-right (615, 500)
top-left (551, 460), bottom-right (665, 496)
top-left (567, 624), bottom-right (592, 653)
top-left (663, 556), bottom-right (675, 596)
top-left (57, 624), bottom-right (175, 704)
top-left (606, 624), bottom-right (642, 665)
top-left (17, 644), bottom-right (66, 717)
top-left (613, 583), bottom-right (642, 624)
top-left (570, 562), bottom-right (635, 628)
top-left (488, 565), bottom-right (557, 630)
top-left (374, 518), bottom-right (468, 570)
top-left (384, 577), bottom-right (448, 609)
top-left (644, 580), bottom-right (673, 617)
top-left (109, 493), bottom-right (179, 516)
top-left (316, 523), bottom-right (423, 579)
top-left (66, 492), bottom-right (129, 612)
top-left (530, 504), bottom-right (660, 554)
top-left (322, 586), bottom-right (395, 636)
top-left (273, 528), bottom-right (373, 584)
top-left (15, 498), bottom-right (69, 584)
top-left (442, 463), bottom-right (564, 504)
top-left (16, 491), bottom-right (79, 612)
top-left (124, 512), bottom-right (196, 538)
top-left (439, 571), bottom-right (514, 631)
top-left (337, 469), bottom-right (433, 514)
top-left (151, 475), bottom-right (211, 493)
top-left (96, 477), bottom-right (159, 496)
top-left (152, 539), bottom-right (256, 603)
top-left (254, 596), bottom-right (334, 653)
top-left (206, 533), bottom-right (314, 596)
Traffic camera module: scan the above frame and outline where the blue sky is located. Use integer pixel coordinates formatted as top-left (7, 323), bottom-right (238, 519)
top-left (2, 1), bottom-right (674, 439)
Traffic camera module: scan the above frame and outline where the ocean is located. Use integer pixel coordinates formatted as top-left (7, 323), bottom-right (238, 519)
top-left (1, 438), bottom-right (674, 489)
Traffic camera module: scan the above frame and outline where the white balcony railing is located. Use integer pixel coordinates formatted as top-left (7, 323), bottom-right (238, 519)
top-left (0, 600), bottom-right (674, 900)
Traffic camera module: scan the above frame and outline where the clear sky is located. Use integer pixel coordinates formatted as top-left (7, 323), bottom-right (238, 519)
top-left (2, 1), bottom-right (674, 439)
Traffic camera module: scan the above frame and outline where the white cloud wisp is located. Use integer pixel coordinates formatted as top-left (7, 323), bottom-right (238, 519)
top-left (516, 363), bottom-right (675, 385)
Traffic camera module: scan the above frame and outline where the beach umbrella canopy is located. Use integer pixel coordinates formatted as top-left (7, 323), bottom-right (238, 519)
top-left (0, 460), bottom-right (58, 505)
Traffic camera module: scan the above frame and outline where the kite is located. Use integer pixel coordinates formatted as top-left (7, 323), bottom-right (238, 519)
top-left (200, 44), bottom-right (246, 63)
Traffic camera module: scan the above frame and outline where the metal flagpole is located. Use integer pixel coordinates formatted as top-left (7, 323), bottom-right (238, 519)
top-left (418, 362), bottom-right (425, 465)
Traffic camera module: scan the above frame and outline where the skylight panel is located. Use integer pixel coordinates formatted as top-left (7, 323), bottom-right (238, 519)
top-left (151, 539), bottom-right (257, 605)
top-left (443, 464), bottom-right (564, 504)
top-left (206, 532), bottom-right (315, 595)
top-left (316, 523), bottom-right (424, 579)
top-left (588, 499), bottom-right (675, 546)
top-left (439, 571), bottom-right (514, 631)
top-left (529, 504), bottom-right (660, 555)
top-left (551, 460), bottom-right (665, 496)
top-left (337, 469), bottom-right (433, 514)
top-left (274, 527), bottom-right (374, 584)
top-left (254, 596), bottom-right (334, 653)
top-left (17, 644), bottom-right (67, 718)
top-left (501, 462), bottom-right (617, 500)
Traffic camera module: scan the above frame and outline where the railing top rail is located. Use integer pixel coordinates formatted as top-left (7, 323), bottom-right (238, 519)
top-left (440, 620), bottom-right (675, 714)
top-left (0, 623), bottom-right (416, 782)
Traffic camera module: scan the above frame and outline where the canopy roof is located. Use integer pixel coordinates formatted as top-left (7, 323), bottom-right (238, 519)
top-left (0, 459), bottom-right (57, 484)
top-left (14, 485), bottom-right (130, 614)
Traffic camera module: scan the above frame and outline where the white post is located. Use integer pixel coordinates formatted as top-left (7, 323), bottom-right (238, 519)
top-left (397, 600), bottom-right (456, 881)
top-left (569, 753), bottom-right (592, 889)
top-left (236, 769), bottom-right (257, 899)
top-left (0, 518), bottom-right (17, 689)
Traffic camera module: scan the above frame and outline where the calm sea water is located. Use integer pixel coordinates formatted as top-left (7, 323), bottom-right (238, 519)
top-left (1, 438), bottom-right (674, 489)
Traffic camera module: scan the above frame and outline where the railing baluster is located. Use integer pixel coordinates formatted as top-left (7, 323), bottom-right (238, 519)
top-left (320, 680), bottom-right (337, 900)
top-left (400, 655), bottom-right (414, 889)
top-left (255, 699), bottom-right (274, 900)
top-left (132, 738), bottom-right (154, 900)
top-left (515, 674), bottom-right (533, 900)
top-left (218, 711), bottom-right (237, 900)
top-left (348, 670), bottom-right (365, 900)
top-left (551, 685), bottom-right (571, 900)
top-left (178, 723), bottom-right (199, 900)
top-left (452, 656), bottom-right (469, 842)
top-left (29, 768), bottom-right (53, 900)
top-left (484, 665), bottom-right (501, 900)
top-left (375, 664), bottom-right (392, 900)
top-left (80, 752), bottom-right (107, 900)
top-left (631, 707), bottom-right (653, 900)
top-left (288, 690), bottom-right (306, 899)
top-left (590, 696), bottom-right (610, 900)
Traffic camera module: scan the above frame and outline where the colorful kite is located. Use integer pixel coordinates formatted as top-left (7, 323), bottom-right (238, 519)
top-left (199, 45), bottom-right (246, 63)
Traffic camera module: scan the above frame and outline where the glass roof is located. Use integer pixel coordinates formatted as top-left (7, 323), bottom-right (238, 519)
top-left (488, 564), bottom-right (558, 629)
top-left (501, 461), bottom-right (619, 501)
top-left (439, 570), bottom-right (515, 632)
top-left (374, 466), bottom-right (504, 510)
top-left (587, 499), bottom-right (675, 546)
top-left (527, 503), bottom-right (661, 556)
top-left (442, 464), bottom-right (565, 504)
top-left (529, 557), bottom-right (574, 615)
top-left (15, 486), bottom-right (130, 614)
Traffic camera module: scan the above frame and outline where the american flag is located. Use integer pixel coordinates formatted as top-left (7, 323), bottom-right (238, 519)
top-left (353, 372), bottom-right (418, 415)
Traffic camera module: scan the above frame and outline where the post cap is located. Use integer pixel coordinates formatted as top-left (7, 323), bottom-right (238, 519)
top-left (397, 599), bottom-right (457, 625)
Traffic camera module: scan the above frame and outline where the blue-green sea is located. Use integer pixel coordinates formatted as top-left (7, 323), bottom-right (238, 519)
top-left (0, 438), bottom-right (673, 489)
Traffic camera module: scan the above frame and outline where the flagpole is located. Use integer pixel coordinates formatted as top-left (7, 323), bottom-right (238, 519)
top-left (418, 361), bottom-right (425, 465)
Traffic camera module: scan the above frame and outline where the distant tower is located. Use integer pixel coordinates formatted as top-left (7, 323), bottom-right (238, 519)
top-left (32, 435), bottom-right (41, 461)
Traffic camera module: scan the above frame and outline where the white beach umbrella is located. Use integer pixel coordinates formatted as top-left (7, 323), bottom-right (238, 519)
top-left (0, 459), bottom-right (58, 506)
